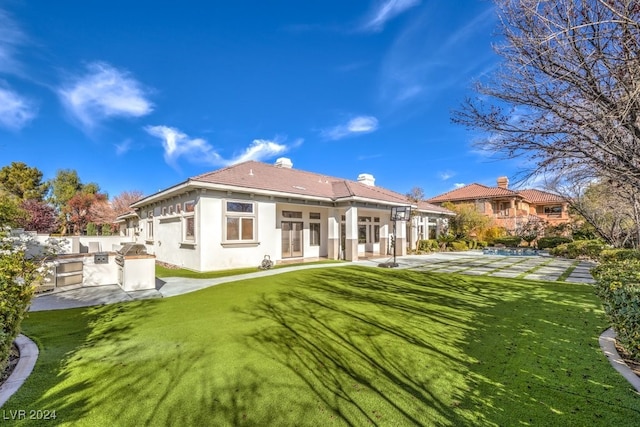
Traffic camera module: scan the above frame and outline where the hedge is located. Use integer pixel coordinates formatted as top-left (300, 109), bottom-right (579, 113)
top-left (592, 260), bottom-right (640, 361)
top-left (450, 241), bottom-right (468, 251)
top-left (537, 236), bottom-right (572, 249)
top-left (599, 249), bottom-right (640, 263)
top-left (550, 239), bottom-right (606, 259)
top-left (492, 236), bottom-right (522, 247)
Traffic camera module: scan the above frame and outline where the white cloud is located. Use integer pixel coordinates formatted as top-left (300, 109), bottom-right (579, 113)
top-left (361, 0), bottom-right (421, 32)
top-left (145, 125), bottom-right (295, 168)
top-left (439, 170), bottom-right (455, 180)
top-left (115, 138), bottom-right (132, 156)
top-left (0, 9), bottom-right (27, 76)
top-left (454, 183), bottom-right (465, 189)
top-left (322, 115), bottom-right (379, 140)
top-left (0, 86), bottom-right (37, 130)
top-left (58, 62), bottom-right (153, 130)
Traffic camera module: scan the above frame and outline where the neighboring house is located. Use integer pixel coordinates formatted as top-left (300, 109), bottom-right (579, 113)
top-left (126, 158), bottom-right (454, 271)
top-left (427, 176), bottom-right (570, 232)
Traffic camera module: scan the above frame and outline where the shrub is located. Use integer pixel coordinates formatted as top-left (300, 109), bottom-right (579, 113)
top-left (599, 249), bottom-right (640, 263)
top-left (86, 222), bottom-right (98, 236)
top-left (476, 240), bottom-right (488, 248)
top-left (492, 236), bottom-right (522, 247)
top-left (592, 260), bottom-right (640, 361)
top-left (450, 241), bottom-right (469, 251)
top-left (0, 230), bottom-right (61, 372)
top-left (550, 239), bottom-right (606, 259)
top-left (538, 236), bottom-right (572, 249)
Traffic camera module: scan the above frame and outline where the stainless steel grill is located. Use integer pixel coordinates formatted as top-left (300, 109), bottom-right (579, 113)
top-left (117, 243), bottom-right (148, 256)
top-left (116, 243), bottom-right (148, 267)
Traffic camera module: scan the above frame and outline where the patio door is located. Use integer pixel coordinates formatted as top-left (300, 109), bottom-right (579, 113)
top-left (281, 221), bottom-right (303, 258)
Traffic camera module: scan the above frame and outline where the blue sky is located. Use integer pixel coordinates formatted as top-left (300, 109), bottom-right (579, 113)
top-left (0, 0), bottom-right (515, 200)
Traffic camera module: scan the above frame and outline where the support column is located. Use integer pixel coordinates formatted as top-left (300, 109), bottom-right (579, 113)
top-left (396, 219), bottom-right (407, 256)
top-left (327, 209), bottom-right (340, 260)
top-left (380, 223), bottom-right (389, 256)
top-left (410, 216), bottom-right (418, 250)
top-left (345, 206), bottom-right (358, 261)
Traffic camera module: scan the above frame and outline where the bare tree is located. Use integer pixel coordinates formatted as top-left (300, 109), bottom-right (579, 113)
top-left (111, 190), bottom-right (144, 216)
top-left (453, 0), bottom-right (640, 190)
top-left (552, 176), bottom-right (640, 248)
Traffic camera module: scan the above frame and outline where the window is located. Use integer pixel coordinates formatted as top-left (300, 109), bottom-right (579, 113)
top-left (310, 212), bottom-right (321, 220)
top-left (176, 203), bottom-right (182, 214)
top-left (182, 200), bottom-right (196, 243)
top-left (225, 201), bottom-right (255, 241)
top-left (283, 210), bottom-right (302, 218)
top-left (184, 216), bottom-right (195, 241)
top-left (358, 225), bottom-right (367, 243)
top-left (544, 205), bottom-right (562, 214)
top-left (310, 223), bottom-right (320, 246)
top-left (168, 205), bottom-right (174, 215)
top-left (161, 207), bottom-right (167, 216)
top-left (356, 216), bottom-right (380, 244)
top-left (146, 210), bottom-right (154, 240)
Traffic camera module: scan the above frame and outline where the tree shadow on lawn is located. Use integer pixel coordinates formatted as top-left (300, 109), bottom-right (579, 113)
top-left (11, 296), bottom-right (306, 426)
top-left (7, 300), bottom-right (161, 424)
top-left (237, 267), bottom-right (503, 426)
top-left (239, 267), bottom-right (640, 426)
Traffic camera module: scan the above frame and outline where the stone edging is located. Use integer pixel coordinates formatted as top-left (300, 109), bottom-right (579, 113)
top-left (599, 328), bottom-right (640, 392)
top-left (0, 334), bottom-right (39, 408)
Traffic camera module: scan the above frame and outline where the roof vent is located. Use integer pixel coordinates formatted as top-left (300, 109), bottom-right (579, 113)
top-left (357, 173), bottom-right (375, 187)
top-left (497, 176), bottom-right (509, 189)
top-left (274, 157), bottom-right (293, 168)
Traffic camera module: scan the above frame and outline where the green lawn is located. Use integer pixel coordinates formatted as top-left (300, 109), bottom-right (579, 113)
top-left (155, 259), bottom-right (342, 278)
top-left (6, 267), bottom-right (639, 426)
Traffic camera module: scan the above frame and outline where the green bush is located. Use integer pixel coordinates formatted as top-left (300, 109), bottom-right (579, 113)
top-left (0, 231), bottom-right (59, 372)
top-left (450, 241), bottom-right (469, 251)
top-left (599, 249), bottom-right (640, 263)
top-left (538, 236), bottom-right (572, 249)
top-left (86, 222), bottom-right (97, 236)
top-left (592, 260), bottom-right (640, 361)
top-left (550, 239), bottom-right (606, 259)
top-left (476, 240), bottom-right (488, 248)
top-left (492, 236), bottom-right (522, 247)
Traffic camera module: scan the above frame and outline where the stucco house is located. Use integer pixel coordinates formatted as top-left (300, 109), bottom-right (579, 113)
top-left (121, 158), bottom-right (453, 271)
top-left (427, 176), bottom-right (570, 232)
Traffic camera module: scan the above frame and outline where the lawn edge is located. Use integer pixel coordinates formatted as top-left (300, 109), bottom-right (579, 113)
top-left (599, 328), bottom-right (640, 392)
top-left (0, 334), bottom-right (39, 408)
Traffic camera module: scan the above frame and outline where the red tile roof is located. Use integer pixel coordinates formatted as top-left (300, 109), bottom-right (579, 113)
top-left (428, 182), bottom-right (566, 205)
top-left (161, 160), bottom-right (453, 214)
top-left (427, 183), bottom-right (521, 203)
top-left (517, 189), bottom-right (565, 204)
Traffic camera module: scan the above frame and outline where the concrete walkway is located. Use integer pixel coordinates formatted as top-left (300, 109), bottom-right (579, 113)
top-left (30, 251), bottom-right (596, 312)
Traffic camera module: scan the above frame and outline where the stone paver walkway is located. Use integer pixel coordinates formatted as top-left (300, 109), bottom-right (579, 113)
top-left (367, 251), bottom-right (596, 284)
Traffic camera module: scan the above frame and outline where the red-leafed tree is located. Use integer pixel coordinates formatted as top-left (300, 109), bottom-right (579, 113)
top-left (64, 193), bottom-right (107, 235)
top-left (111, 190), bottom-right (144, 216)
top-left (17, 199), bottom-right (58, 233)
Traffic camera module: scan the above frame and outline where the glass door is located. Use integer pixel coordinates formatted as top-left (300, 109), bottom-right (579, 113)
top-left (281, 221), bottom-right (303, 258)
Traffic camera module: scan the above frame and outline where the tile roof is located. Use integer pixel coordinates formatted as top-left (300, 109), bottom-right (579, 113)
top-left (427, 183), bottom-right (521, 203)
top-left (427, 182), bottom-right (566, 205)
top-left (517, 189), bottom-right (565, 204)
top-left (187, 161), bottom-right (452, 214)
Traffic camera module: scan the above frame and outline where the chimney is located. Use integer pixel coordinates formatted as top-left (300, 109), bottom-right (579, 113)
top-left (357, 173), bottom-right (375, 187)
top-left (274, 157), bottom-right (293, 169)
top-left (497, 176), bottom-right (509, 189)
